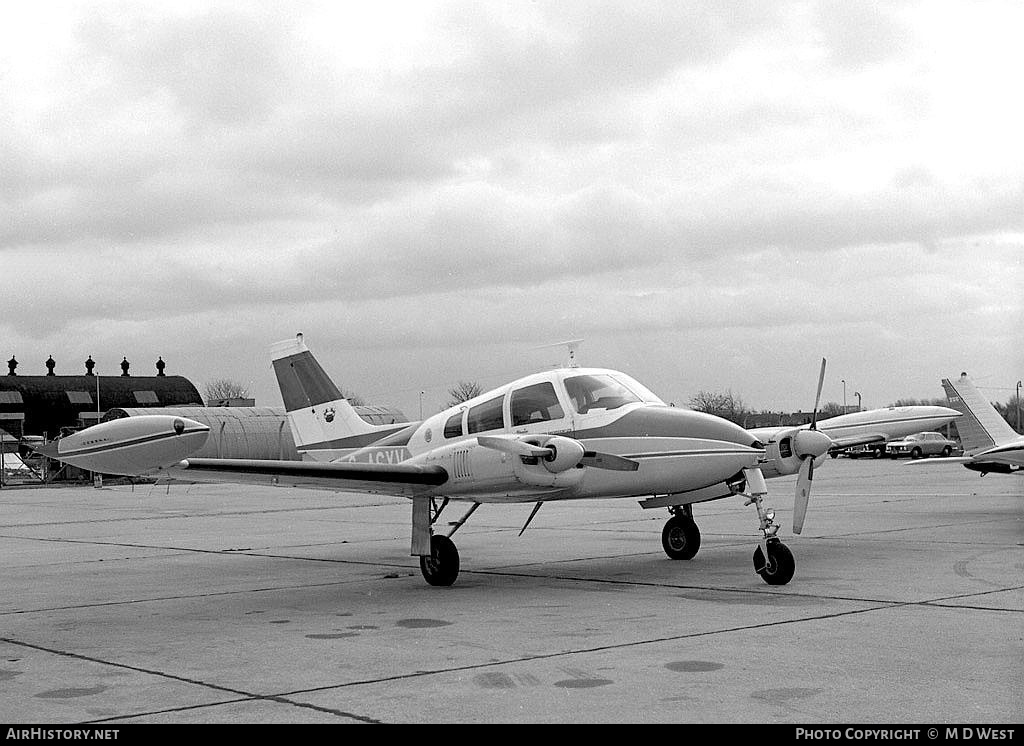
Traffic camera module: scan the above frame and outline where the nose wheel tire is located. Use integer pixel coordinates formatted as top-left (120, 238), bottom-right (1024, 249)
top-left (662, 514), bottom-right (701, 560)
top-left (753, 540), bottom-right (795, 585)
top-left (420, 534), bottom-right (460, 586)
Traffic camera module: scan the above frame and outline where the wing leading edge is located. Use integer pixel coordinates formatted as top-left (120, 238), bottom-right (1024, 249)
top-left (169, 458), bottom-right (448, 498)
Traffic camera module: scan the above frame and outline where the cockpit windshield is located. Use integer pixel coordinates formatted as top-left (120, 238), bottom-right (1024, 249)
top-left (563, 373), bottom-right (662, 414)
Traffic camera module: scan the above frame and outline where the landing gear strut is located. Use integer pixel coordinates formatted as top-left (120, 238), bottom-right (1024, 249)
top-left (738, 467), bottom-right (796, 586)
top-left (662, 505), bottom-right (701, 560)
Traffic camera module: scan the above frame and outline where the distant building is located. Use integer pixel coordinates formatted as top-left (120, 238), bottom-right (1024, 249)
top-left (743, 411), bottom-right (817, 429)
top-left (0, 356), bottom-right (202, 439)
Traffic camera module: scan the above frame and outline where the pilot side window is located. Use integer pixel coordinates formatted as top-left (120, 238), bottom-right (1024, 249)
top-left (443, 412), bottom-right (464, 439)
top-left (510, 382), bottom-right (564, 426)
top-left (466, 395), bottom-right (505, 434)
top-left (564, 374), bottom-right (642, 414)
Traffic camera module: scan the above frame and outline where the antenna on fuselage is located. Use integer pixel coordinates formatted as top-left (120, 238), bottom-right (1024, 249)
top-left (532, 339), bottom-right (584, 368)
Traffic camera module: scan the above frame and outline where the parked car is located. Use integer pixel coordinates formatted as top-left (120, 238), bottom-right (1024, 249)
top-left (887, 432), bottom-right (960, 459)
top-left (844, 442), bottom-right (887, 459)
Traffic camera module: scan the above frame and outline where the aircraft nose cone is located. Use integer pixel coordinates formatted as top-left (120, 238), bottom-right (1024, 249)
top-left (794, 429), bottom-right (833, 459)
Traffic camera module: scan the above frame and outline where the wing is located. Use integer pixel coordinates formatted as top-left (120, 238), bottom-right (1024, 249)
top-left (165, 457), bottom-right (448, 498)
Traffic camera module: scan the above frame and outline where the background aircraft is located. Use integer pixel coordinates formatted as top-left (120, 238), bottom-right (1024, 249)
top-left (37, 335), bottom-right (845, 588)
top-left (905, 373), bottom-right (1023, 475)
top-left (743, 366), bottom-right (961, 532)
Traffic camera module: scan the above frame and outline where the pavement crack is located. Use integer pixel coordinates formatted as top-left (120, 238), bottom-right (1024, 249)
top-left (0, 636), bottom-right (380, 724)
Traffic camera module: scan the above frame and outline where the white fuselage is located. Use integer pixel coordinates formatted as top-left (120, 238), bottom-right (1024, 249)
top-left (310, 367), bottom-right (766, 503)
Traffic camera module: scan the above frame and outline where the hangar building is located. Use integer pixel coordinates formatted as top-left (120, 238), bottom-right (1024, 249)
top-left (0, 355), bottom-right (202, 440)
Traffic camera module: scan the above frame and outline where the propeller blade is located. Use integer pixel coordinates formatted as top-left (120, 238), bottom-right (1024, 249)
top-left (810, 357), bottom-right (827, 430)
top-left (580, 451), bottom-right (640, 471)
top-left (477, 436), bottom-right (550, 458)
top-left (794, 457), bottom-right (814, 534)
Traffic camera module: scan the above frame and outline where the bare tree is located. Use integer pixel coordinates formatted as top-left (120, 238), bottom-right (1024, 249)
top-left (818, 401), bottom-right (846, 418)
top-left (446, 380), bottom-right (482, 408)
top-left (688, 389), bottom-right (750, 425)
top-left (203, 378), bottom-right (248, 402)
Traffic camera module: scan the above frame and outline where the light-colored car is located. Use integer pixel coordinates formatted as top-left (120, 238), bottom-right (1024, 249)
top-left (887, 431), bottom-right (960, 459)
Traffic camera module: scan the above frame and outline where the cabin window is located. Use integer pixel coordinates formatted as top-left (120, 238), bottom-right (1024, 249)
top-left (466, 395), bottom-right (505, 434)
top-left (443, 411), bottom-right (464, 439)
top-left (511, 382), bottom-right (564, 426)
top-left (563, 374), bottom-right (642, 414)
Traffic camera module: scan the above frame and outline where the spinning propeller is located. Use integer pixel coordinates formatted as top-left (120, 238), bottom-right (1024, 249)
top-left (791, 358), bottom-right (834, 534)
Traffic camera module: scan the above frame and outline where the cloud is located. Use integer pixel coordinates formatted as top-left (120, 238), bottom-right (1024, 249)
top-left (1, 0), bottom-right (1021, 416)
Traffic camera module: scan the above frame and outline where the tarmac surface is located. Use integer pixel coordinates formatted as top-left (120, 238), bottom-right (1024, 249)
top-left (0, 458), bottom-right (1021, 724)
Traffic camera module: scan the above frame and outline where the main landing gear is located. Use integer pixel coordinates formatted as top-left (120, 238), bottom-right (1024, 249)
top-left (662, 505), bottom-right (701, 560)
top-left (416, 498), bottom-right (479, 587)
top-left (420, 534), bottom-right (460, 586)
top-left (659, 468), bottom-right (796, 586)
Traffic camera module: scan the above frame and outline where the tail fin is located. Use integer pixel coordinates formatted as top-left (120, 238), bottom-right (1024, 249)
top-left (270, 334), bottom-right (409, 454)
top-left (941, 374), bottom-right (1017, 454)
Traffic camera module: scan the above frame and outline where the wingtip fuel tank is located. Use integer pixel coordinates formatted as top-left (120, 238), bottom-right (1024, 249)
top-left (32, 415), bottom-right (209, 475)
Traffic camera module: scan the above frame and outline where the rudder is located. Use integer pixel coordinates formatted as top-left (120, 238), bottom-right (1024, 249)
top-left (270, 334), bottom-right (408, 454)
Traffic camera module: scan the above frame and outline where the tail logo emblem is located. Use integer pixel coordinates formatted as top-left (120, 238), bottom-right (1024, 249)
top-left (324, 407), bottom-right (335, 423)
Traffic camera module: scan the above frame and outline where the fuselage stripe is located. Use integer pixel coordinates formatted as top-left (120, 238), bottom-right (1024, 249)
top-left (625, 449), bottom-right (763, 459)
top-left (57, 428), bottom-right (207, 459)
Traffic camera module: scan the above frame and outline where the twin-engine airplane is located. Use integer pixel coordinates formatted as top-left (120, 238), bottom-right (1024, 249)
top-left (35, 336), bottom-right (961, 588)
top-left (906, 373), bottom-right (1023, 475)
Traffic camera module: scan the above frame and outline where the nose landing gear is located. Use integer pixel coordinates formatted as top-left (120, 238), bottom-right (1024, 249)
top-left (740, 467), bottom-right (796, 586)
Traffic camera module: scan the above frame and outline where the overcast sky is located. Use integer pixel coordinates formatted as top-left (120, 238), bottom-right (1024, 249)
top-left (2, 0), bottom-right (1021, 419)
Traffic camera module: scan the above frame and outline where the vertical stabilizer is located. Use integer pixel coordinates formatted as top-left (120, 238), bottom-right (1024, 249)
top-left (270, 334), bottom-right (407, 453)
top-left (941, 374), bottom-right (1017, 454)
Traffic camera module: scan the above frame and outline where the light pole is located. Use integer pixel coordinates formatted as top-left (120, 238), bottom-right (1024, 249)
top-left (854, 391), bottom-right (861, 412)
top-left (841, 379), bottom-right (847, 415)
top-left (419, 391), bottom-right (425, 421)
top-left (1017, 380), bottom-right (1021, 433)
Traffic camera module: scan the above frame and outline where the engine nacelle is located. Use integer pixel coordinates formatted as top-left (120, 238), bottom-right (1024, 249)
top-left (523, 435), bottom-right (586, 473)
top-left (757, 427), bottom-right (832, 478)
top-left (758, 427), bottom-right (802, 478)
top-left (410, 439), bottom-right (584, 497)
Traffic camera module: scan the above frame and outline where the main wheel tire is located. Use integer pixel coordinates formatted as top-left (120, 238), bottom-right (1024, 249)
top-left (419, 534), bottom-right (460, 586)
top-left (662, 514), bottom-right (701, 560)
top-left (753, 541), bottom-right (795, 585)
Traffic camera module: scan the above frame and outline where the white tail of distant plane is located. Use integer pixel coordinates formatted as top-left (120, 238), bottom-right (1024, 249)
top-left (941, 374), bottom-right (1018, 454)
top-left (270, 334), bottom-right (412, 457)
